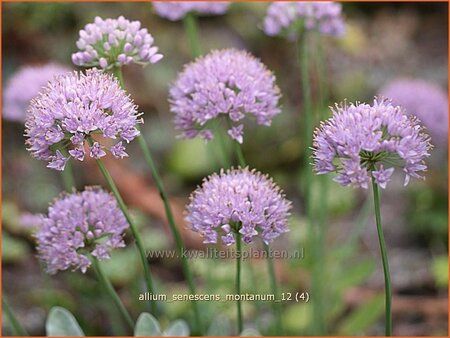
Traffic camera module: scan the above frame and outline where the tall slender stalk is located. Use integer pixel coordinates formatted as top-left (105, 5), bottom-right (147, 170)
top-left (183, 13), bottom-right (202, 58)
top-left (86, 137), bottom-right (157, 314)
top-left (232, 140), bottom-right (283, 334)
top-left (315, 33), bottom-right (329, 122)
top-left (313, 33), bottom-right (329, 335)
top-left (111, 67), bottom-right (202, 333)
top-left (60, 148), bottom-right (75, 191)
top-left (234, 141), bottom-right (246, 169)
top-left (315, 36), bottom-right (329, 235)
top-left (235, 231), bottom-right (243, 334)
top-left (135, 133), bottom-right (202, 332)
top-left (298, 32), bottom-right (314, 233)
top-left (61, 160), bottom-right (75, 191)
top-left (113, 66), bottom-right (125, 88)
top-left (299, 34), bottom-right (313, 181)
top-left (91, 257), bottom-right (134, 331)
top-left (299, 32), bottom-right (326, 335)
top-left (371, 179), bottom-right (393, 336)
top-left (2, 298), bottom-right (29, 336)
top-left (112, 67), bottom-right (125, 88)
top-left (264, 244), bottom-right (284, 335)
top-left (213, 121), bottom-right (231, 168)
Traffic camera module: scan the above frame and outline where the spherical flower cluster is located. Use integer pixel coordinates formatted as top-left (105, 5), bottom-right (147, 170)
top-left (263, 2), bottom-right (345, 38)
top-left (186, 168), bottom-right (291, 246)
top-left (153, 2), bottom-right (230, 21)
top-left (312, 98), bottom-right (432, 189)
top-left (25, 69), bottom-right (141, 171)
top-left (169, 49), bottom-right (281, 143)
top-left (35, 187), bottom-right (129, 274)
top-left (3, 63), bottom-right (71, 122)
top-left (380, 78), bottom-right (448, 146)
top-left (72, 16), bottom-right (163, 69)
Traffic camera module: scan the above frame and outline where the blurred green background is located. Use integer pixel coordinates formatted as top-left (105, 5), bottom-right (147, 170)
top-left (2, 2), bottom-right (448, 336)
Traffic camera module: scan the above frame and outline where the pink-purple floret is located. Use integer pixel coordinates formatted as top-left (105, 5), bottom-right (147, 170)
top-left (35, 187), bottom-right (129, 274)
top-left (186, 168), bottom-right (291, 246)
top-left (263, 2), bottom-right (345, 39)
top-left (25, 69), bottom-right (141, 170)
top-left (312, 98), bottom-right (432, 189)
top-left (169, 49), bottom-right (281, 144)
top-left (72, 16), bottom-right (163, 69)
top-left (153, 1), bottom-right (230, 21)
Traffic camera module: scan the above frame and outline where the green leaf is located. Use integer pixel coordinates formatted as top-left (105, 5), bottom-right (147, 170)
top-left (45, 306), bottom-right (84, 336)
top-left (240, 328), bottom-right (261, 336)
top-left (163, 320), bottom-right (190, 336)
top-left (207, 315), bottom-right (231, 336)
top-left (338, 295), bottom-right (384, 335)
top-left (134, 312), bottom-right (162, 336)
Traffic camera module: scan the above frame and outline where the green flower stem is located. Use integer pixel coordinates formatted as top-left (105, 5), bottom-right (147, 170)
top-left (112, 67), bottom-right (125, 88)
top-left (2, 297), bottom-right (29, 336)
top-left (183, 13), bottom-right (202, 58)
top-left (235, 231), bottom-right (243, 334)
top-left (60, 148), bottom-right (76, 191)
top-left (135, 132), bottom-right (202, 334)
top-left (214, 122), bottom-right (232, 168)
top-left (314, 33), bottom-right (329, 335)
top-left (298, 32), bottom-right (314, 236)
top-left (61, 161), bottom-right (76, 191)
top-left (264, 244), bottom-right (284, 335)
top-left (232, 144), bottom-right (244, 334)
top-left (299, 32), bottom-right (326, 335)
top-left (371, 179), bottom-right (393, 336)
top-left (111, 67), bottom-right (202, 334)
top-left (234, 141), bottom-right (246, 168)
top-left (233, 141), bottom-right (283, 334)
top-left (315, 36), bottom-right (329, 236)
top-left (86, 137), bottom-right (157, 315)
top-left (299, 34), bottom-right (313, 178)
top-left (315, 32), bottom-right (329, 122)
top-left (91, 257), bottom-right (134, 331)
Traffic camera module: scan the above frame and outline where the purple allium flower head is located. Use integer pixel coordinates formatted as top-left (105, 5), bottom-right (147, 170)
top-left (34, 187), bottom-right (129, 274)
top-left (25, 69), bottom-right (141, 170)
top-left (186, 168), bottom-right (291, 246)
top-left (312, 98), bottom-right (433, 189)
top-left (169, 49), bottom-right (281, 143)
top-left (3, 64), bottom-right (71, 122)
top-left (72, 16), bottom-right (163, 69)
top-left (153, 2), bottom-right (230, 21)
top-left (263, 2), bottom-right (345, 39)
top-left (379, 78), bottom-right (448, 146)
